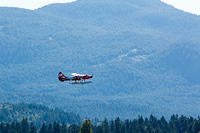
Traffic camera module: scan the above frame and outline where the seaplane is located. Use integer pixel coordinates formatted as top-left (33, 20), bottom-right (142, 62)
top-left (58, 72), bottom-right (93, 84)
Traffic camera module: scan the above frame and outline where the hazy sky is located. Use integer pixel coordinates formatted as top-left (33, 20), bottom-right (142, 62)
top-left (0, 0), bottom-right (76, 10)
top-left (0, 0), bottom-right (199, 15)
top-left (161, 0), bottom-right (200, 15)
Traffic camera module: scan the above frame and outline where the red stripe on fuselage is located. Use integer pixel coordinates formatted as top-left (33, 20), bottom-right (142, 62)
top-left (58, 72), bottom-right (93, 82)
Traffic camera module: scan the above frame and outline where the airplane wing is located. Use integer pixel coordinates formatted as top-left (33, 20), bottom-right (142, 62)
top-left (71, 73), bottom-right (78, 76)
top-left (71, 73), bottom-right (86, 77)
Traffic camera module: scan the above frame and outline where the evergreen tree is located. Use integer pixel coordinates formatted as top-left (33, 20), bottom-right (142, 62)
top-left (191, 121), bottom-right (200, 133)
top-left (0, 122), bottom-right (5, 133)
top-left (102, 119), bottom-right (110, 133)
top-left (21, 118), bottom-right (29, 133)
top-left (48, 124), bottom-right (53, 133)
top-left (40, 123), bottom-right (47, 133)
top-left (124, 120), bottom-right (130, 133)
top-left (114, 117), bottom-right (122, 133)
top-left (68, 124), bottom-right (79, 133)
top-left (80, 119), bottom-right (93, 133)
top-left (29, 123), bottom-right (37, 133)
top-left (15, 122), bottom-right (21, 133)
top-left (95, 125), bottom-right (103, 133)
top-left (61, 123), bottom-right (68, 133)
top-left (53, 121), bottom-right (60, 133)
top-left (110, 120), bottom-right (115, 133)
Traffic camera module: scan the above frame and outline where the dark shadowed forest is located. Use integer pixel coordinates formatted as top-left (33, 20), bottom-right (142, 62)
top-left (1, 115), bottom-right (200, 133)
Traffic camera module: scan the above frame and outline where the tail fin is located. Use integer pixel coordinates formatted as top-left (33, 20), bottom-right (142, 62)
top-left (58, 72), bottom-right (67, 81)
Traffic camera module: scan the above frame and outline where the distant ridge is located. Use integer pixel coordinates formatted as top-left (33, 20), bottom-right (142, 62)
top-left (0, 0), bottom-right (200, 119)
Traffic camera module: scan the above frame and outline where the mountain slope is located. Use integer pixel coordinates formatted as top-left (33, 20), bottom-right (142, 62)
top-left (0, 103), bottom-right (80, 126)
top-left (0, 0), bottom-right (200, 118)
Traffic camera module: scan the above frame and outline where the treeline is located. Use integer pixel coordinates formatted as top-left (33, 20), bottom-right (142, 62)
top-left (93, 115), bottom-right (200, 133)
top-left (0, 118), bottom-right (80, 133)
top-left (1, 115), bottom-right (200, 133)
top-left (0, 103), bottom-right (81, 127)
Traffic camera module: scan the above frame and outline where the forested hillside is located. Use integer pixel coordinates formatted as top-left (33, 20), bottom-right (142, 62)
top-left (0, 0), bottom-right (200, 118)
top-left (0, 115), bottom-right (200, 133)
top-left (0, 103), bottom-right (80, 127)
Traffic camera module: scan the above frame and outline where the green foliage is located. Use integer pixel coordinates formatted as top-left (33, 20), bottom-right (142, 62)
top-left (0, 115), bottom-right (200, 133)
top-left (80, 120), bottom-right (93, 133)
top-left (91, 115), bottom-right (200, 133)
top-left (0, 103), bottom-right (81, 127)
